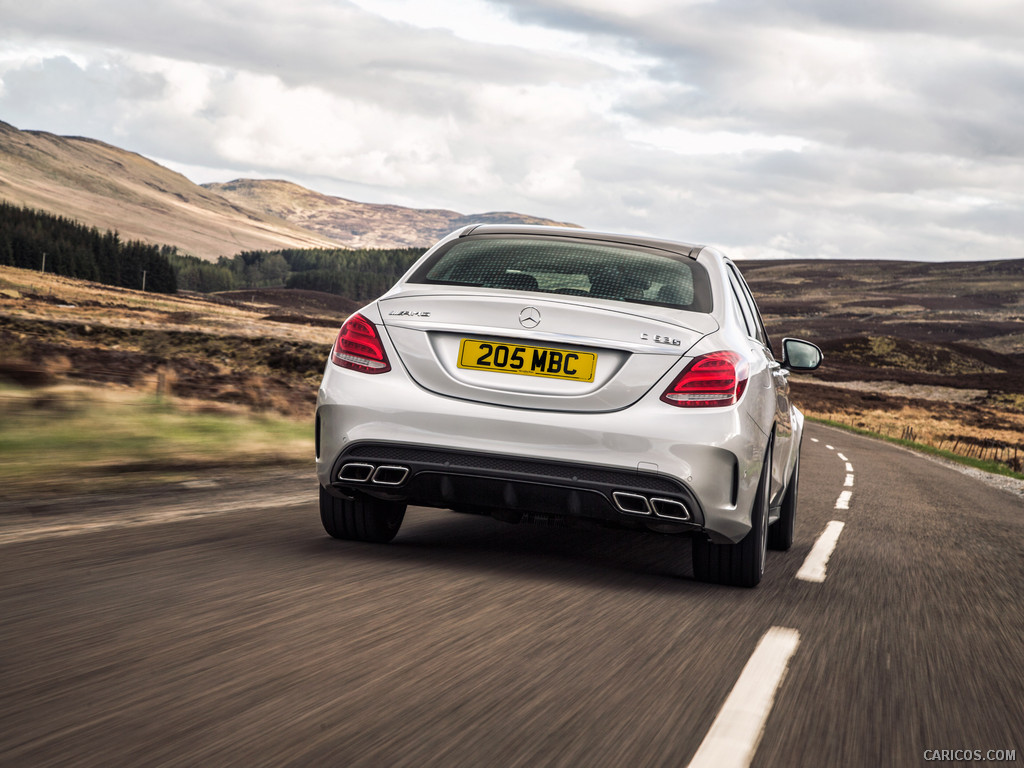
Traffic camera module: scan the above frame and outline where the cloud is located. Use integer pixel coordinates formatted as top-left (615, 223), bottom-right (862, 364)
top-left (0, 54), bottom-right (167, 137)
top-left (0, 0), bottom-right (1022, 260)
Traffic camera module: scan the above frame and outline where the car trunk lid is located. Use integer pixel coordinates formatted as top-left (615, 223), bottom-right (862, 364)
top-left (378, 289), bottom-right (715, 412)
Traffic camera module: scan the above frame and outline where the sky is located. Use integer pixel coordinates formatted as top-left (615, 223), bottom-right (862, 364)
top-left (1, 0), bottom-right (1023, 261)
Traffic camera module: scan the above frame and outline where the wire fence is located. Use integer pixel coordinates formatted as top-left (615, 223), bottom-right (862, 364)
top-left (821, 413), bottom-right (1024, 474)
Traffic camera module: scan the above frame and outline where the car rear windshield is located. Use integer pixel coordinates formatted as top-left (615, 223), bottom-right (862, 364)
top-left (408, 236), bottom-right (712, 313)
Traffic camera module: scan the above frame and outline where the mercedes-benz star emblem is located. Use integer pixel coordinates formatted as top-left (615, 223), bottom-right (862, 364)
top-left (518, 307), bottom-right (541, 329)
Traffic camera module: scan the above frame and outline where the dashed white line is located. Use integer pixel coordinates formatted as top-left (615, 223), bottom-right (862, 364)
top-left (796, 521), bottom-right (845, 582)
top-left (796, 439), bottom-right (851, 585)
top-left (686, 627), bottom-right (801, 768)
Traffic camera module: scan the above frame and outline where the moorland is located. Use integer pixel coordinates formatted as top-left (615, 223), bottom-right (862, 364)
top-left (2, 257), bottom-right (1022, 492)
top-left (742, 258), bottom-right (1024, 471)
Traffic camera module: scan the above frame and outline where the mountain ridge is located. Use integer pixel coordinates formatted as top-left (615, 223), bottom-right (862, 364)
top-left (0, 120), bottom-right (578, 259)
top-left (204, 179), bottom-right (578, 250)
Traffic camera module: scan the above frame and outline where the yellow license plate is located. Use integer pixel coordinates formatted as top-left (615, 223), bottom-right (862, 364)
top-left (457, 339), bottom-right (597, 382)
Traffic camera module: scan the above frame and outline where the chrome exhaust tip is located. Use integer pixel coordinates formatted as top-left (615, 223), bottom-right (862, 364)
top-left (371, 465), bottom-right (409, 486)
top-left (612, 491), bottom-right (651, 515)
top-left (338, 463), bottom-right (375, 482)
top-left (651, 498), bottom-right (691, 522)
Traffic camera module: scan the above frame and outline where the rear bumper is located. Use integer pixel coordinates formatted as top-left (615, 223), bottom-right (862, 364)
top-left (315, 361), bottom-right (770, 543)
top-left (325, 441), bottom-right (705, 531)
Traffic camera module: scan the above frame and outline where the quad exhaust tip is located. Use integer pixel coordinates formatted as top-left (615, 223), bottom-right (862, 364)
top-left (371, 465), bottom-right (410, 486)
top-left (338, 463), bottom-right (409, 486)
top-left (612, 492), bottom-right (651, 516)
top-left (650, 497), bottom-right (692, 522)
top-left (339, 463), bottom-right (375, 482)
top-left (612, 491), bottom-right (692, 522)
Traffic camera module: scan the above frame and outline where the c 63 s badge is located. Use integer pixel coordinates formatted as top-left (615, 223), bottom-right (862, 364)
top-left (641, 332), bottom-right (682, 346)
top-left (388, 310), bottom-right (431, 317)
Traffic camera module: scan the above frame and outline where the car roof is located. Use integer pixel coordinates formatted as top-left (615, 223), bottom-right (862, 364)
top-left (457, 224), bottom-right (706, 260)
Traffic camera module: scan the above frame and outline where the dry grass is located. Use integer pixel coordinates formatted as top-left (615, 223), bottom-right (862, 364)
top-left (793, 384), bottom-right (1024, 475)
top-left (1, 265), bottom-right (341, 418)
top-left (0, 383), bottom-right (310, 497)
top-left (0, 265), bottom-right (339, 345)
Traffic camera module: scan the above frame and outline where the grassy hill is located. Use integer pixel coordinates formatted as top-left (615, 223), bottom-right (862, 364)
top-left (0, 121), bottom-right (344, 260)
top-left (0, 121), bottom-right (580, 259)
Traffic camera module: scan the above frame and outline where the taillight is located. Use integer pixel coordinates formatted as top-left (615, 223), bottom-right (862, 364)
top-left (331, 313), bottom-right (391, 374)
top-left (660, 351), bottom-right (748, 407)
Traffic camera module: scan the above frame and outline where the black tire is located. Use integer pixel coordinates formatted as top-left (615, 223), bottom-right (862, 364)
top-left (319, 485), bottom-right (406, 543)
top-left (768, 451), bottom-right (799, 551)
top-left (692, 441), bottom-right (771, 588)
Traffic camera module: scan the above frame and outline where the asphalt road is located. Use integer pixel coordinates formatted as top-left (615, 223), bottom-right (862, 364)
top-left (2, 422), bottom-right (1022, 767)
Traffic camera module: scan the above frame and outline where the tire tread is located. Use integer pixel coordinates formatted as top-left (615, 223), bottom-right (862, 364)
top-left (319, 486), bottom-right (405, 543)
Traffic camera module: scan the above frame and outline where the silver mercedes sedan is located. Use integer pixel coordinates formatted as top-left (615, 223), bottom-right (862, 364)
top-left (315, 225), bottom-right (822, 587)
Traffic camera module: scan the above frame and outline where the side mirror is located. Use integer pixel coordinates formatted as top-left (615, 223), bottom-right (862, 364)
top-left (781, 338), bottom-right (823, 371)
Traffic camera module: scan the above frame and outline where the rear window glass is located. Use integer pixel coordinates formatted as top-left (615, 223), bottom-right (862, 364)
top-left (409, 237), bottom-right (712, 312)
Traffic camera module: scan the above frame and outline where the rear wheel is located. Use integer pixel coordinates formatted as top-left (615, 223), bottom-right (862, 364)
top-left (692, 441), bottom-right (771, 588)
top-left (768, 451), bottom-right (799, 551)
top-left (319, 485), bottom-right (406, 543)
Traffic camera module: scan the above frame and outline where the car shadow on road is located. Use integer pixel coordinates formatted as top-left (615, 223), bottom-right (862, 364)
top-left (296, 506), bottom-right (736, 594)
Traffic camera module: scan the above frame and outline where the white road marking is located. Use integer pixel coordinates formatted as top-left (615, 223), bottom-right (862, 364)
top-left (837, 452), bottom-right (848, 461)
top-left (835, 490), bottom-right (852, 509)
top-left (844, 474), bottom-right (855, 487)
top-left (686, 627), bottom-right (801, 768)
top-left (797, 521), bottom-right (845, 582)
top-left (826, 444), bottom-right (834, 450)
top-left (810, 438), bottom-right (819, 443)
top-left (845, 462), bottom-right (854, 473)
